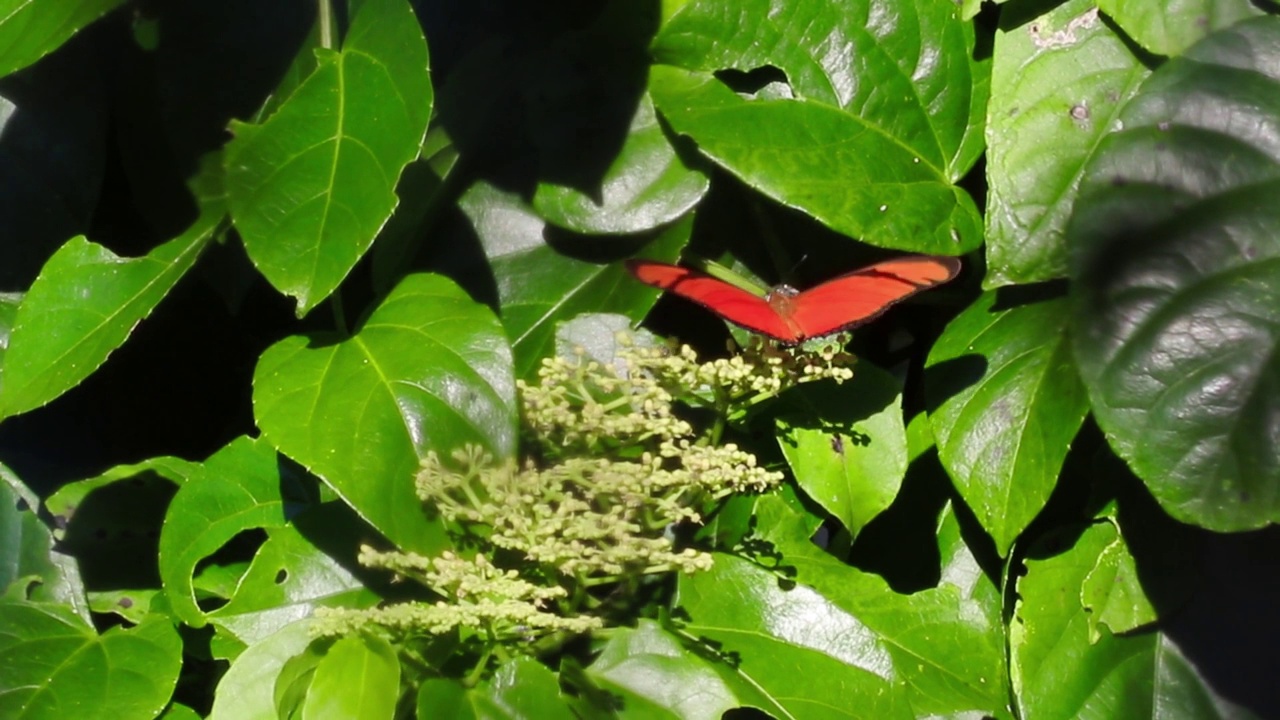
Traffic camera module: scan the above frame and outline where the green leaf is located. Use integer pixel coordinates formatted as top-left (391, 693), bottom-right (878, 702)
top-left (675, 554), bottom-right (914, 719)
top-left (0, 157), bottom-right (226, 419)
top-left (985, 0), bottom-right (1151, 286)
top-left (1080, 519), bottom-right (1157, 642)
top-left (158, 436), bottom-right (369, 635)
top-left (461, 182), bottom-right (691, 379)
top-left (415, 659), bottom-right (575, 719)
top-left (649, 0), bottom-right (986, 253)
top-left (1098, 0), bottom-right (1269, 56)
top-left (531, 93), bottom-right (709, 233)
top-left (754, 496), bottom-right (1009, 717)
top-left (226, 0), bottom-right (432, 315)
top-left (1069, 17), bottom-right (1280, 531)
top-left (0, 293), bottom-right (19, 357)
top-left (43, 458), bottom-right (193, 593)
top-left (1011, 522), bottom-right (1148, 718)
top-left (0, 603), bottom-right (181, 719)
top-left (215, 628), bottom-right (324, 720)
top-left (253, 273), bottom-right (516, 553)
top-left (208, 511), bottom-right (377, 645)
top-left (585, 620), bottom-right (769, 719)
top-left (0, 465), bottom-right (86, 620)
top-left (301, 634), bottom-right (399, 720)
top-left (776, 365), bottom-right (907, 539)
top-left (926, 291), bottom-right (1089, 556)
top-left (0, 0), bottom-right (125, 78)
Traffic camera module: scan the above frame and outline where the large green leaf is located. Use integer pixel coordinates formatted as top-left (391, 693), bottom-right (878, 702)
top-left (253, 273), bottom-right (516, 553)
top-left (0, 157), bottom-right (225, 419)
top-left (776, 365), bottom-right (907, 540)
top-left (753, 496), bottom-right (1009, 717)
top-left (1069, 17), bottom-right (1280, 531)
top-left (985, 0), bottom-right (1150, 286)
top-left (585, 620), bottom-right (773, 719)
top-left (0, 465), bottom-right (86, 621)
top-left (0, 602), bottom-right (181, 719)
top-left (675, 554), bottom-right (915, 719)
top-left (649, 0), bottom-right (986, 253)
top-left (1098, 0), bottom-right (1270, 57)
top-left (0, 0), bottom-right (124, 79)
top-left (226, 0), bottom-right (432, 315)
top-left (160, 436), bottom-right (368, 634)
top-left (1011, 522), bottom-right (1248, 719)
top-left (415, 659), bottom-right (576, 719)
top-left (926, 291), bottom-right (1089, 556)
top-left (460, 182), bottom-right (690, 379)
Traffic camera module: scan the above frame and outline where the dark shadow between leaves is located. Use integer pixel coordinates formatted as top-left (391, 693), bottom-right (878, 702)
top-left (429, 0), bottom-right (660, 201)
top-left (922, 353), bottom-right (987, 416)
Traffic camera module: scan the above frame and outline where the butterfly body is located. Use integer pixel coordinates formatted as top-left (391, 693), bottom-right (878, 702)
top-left (626, 256), bottom-right (961, 344)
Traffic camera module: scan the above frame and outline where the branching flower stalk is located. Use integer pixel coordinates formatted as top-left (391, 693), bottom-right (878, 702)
top-left (314, 330), bottom-right (854, 673)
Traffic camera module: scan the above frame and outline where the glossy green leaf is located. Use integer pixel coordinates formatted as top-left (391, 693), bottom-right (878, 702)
top-left (0, 293), bottom-right (18, 357)
top-left (226, 0), bottom-right (432, 315)
top-left (585, 620), bottom-right (770, 719)
top-left (985, 0), bottom-right (1150, 286)
top-left (754, 496), bottom-right (1009, 717)
top-left (676, 553), bottom-right (914, 719)
top-left (1069, 17), bottom-right (1280, 531)
top-left (0, 603), bottom-right (181, 719)
top-left (0, 158), bottom-right (225, 419)
top-left (776, 365), bottom-right (907, 539)
top-left (415, 659), bottom-right (575, 719)
top-left (44, 456), bottom-right (196, 529)
top-left (301, 634), bottom-right (399, 720)
top-left (1098, 0), bottom-right (1269, 56)
top-left (208, 513), bottom-right (376, 645)
top-left (158, 436), bottom-right (368, 635)
top-left (926, 291), bottom-right (1089, 556)
top-left (1010, 522), bottom-right (1246, 720)
top-left (208, 621), bottom-right (315, 720)
top-left (1080, 519), bottom-right (1157, 642)
top-left (0, 464), bottom-right (86, 619)
top-left (650, 0), bottom-right (986, 253)
top-left (0, 0), bottom-right (124, 79)
top-left (461, 182), bottom-right (690, 379)
top-left (531, 93), bottom-right (708, 234)
top-left (253, 273), bottom-right (516, 553)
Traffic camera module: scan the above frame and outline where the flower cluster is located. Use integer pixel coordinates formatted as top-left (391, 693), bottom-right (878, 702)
top-left (319, 331), bottom-right (844, 647)
top-left (315, 549), bottom-right (601, 638)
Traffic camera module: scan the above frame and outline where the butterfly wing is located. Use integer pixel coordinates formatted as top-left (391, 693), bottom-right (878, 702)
top-left (785, 256), bottom-right (961, 341)
top-left (626, 260), bottom-right (800, 342)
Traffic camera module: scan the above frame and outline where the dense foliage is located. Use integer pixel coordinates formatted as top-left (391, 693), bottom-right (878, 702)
top-left (1, 0), bottom-right (1277, 718)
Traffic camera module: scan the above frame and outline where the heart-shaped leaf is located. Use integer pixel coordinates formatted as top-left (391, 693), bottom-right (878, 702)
top-left (226, 0), bottom-right (432, 315)
top-left (776, 365), bottom-right (907, 540)
top-left (0, 602), bottom-right (181, 719)
top-left (985, 0), bottom-right (1150, 286)
top-left (1069, 17), bottom-right (1280, 531)
top-left (649, 0), bottom-right (986, 253)
top-left (927, 290), bottom-right (1089, 556)
top-left (253, 273), bottom-right (516, 553)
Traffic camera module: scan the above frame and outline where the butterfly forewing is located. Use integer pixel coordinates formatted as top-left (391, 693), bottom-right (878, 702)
top-left (786, 256), bottom-right (961, 340)
top-left (626, 260), bottom-right (798, 341)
